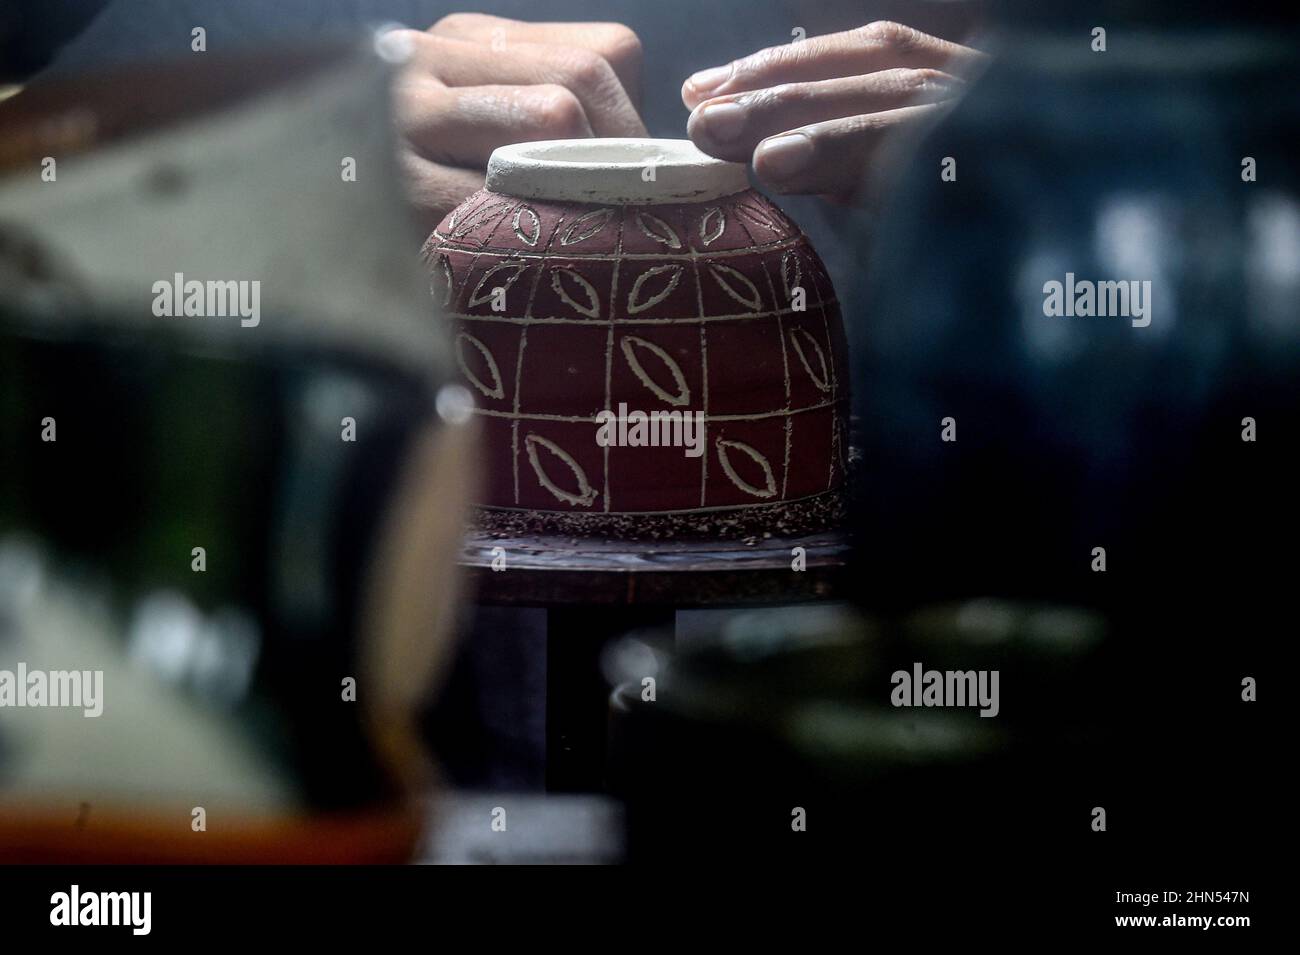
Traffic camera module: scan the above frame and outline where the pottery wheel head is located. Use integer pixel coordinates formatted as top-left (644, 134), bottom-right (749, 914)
top-left (487, 138), bottom-right (749, 206)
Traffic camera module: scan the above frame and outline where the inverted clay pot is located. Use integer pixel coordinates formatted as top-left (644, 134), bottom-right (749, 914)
top-left (423, 138), bottom-right (848, 538)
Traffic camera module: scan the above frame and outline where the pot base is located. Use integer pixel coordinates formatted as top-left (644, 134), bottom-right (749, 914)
top-left (470, 489), bottom-right (846, 542)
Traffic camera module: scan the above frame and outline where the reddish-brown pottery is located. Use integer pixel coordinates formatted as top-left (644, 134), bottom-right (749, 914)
top-left (423, 139), bottom-right (848, 538)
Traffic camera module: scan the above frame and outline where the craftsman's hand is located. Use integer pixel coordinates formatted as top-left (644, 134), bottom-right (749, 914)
top-left (384, 14), bottom-right (645, 229)
top-left (682, 22), bottom-right (984, 201)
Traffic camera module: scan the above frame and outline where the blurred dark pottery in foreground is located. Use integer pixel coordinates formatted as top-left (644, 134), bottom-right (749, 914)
top-left (848, 15), bottom-right (1294, 856)
top-left (612, 14), bottom-right (1295, 865)
top-left (0, 42), bottom-right (469, 860)
top-left (606, 603), bottom-right (1110, 862)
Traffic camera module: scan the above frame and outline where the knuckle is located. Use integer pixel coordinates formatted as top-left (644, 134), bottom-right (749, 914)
top-left (758, 82), bottom-right (803, 108)
top-left (602, 25), bottom-right (643, 66)
top-left (901, 67), bottom-right (946, 91)
top-left (842, 112), bottom-right (890, 135)
top-left (563, 49), bottom-right (616, 90)
top-left (531, 86), bottom-right (588, 135)
top-left (860, 20), bottom-right (914, 50)
top-left (742, 43), bottom-right (795, 80)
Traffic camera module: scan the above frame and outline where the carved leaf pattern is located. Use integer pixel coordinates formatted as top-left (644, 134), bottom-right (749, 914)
top-left (716, 438), bottom-right (777, 499)
top-left (560, 208), bottom-right (615, 245)
top-left (780, 250), bottom-right (803, 301)
top-left (525, 434), bottom-right (598, 507)
top-left (789, 327), bottom-right (831, 392)
top-left (708, 262), bottom-right (763, 311)
top-left (620, 335), bottom-right (690, 406)
top-left (626, 264), bottom-right (684, 315)
top-left (451, 198), bottom-right (512, 239)
top-left (699, 207), bottom-right (726, 246)
top-left (513, 205), bottom-right (541, 246)
top-left (455, 331), bottom-right (504, 400)
top-left (550, 267), bottom-right (601, 318)
top-left (635, 211), bottom-right (682, 249)
top-left (468, 259), bottom-right (527, 307)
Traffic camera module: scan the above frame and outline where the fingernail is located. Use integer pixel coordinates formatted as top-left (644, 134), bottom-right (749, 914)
top-left (698, 102), bottom-right (745, 143)
top-left (687, 64), bottom-right (733, 96)
top-left (922, 75), bottom-right (959, 97)
top-left (755, 133), bottom-right (813, 182)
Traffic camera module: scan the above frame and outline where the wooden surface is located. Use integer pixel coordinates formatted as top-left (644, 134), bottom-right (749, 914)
top-left (458, 524), bottom-right (851, 791)
top-left (459, 527), bottom-right (850, 608)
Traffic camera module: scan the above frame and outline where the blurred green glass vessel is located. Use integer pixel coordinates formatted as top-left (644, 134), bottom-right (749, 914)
top-left (0, 41), bottom-right (476, 861)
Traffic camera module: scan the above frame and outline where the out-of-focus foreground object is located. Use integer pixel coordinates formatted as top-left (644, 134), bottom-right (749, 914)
top-left (849, 2), bottom-right (1294, 860)
top-left (0, 41), bottom-right (475, 862)
top-left (610, 3), bottom-right (1295, 866)
top-left (0, 0), bottom-right (111, 83)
